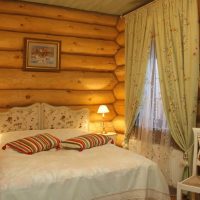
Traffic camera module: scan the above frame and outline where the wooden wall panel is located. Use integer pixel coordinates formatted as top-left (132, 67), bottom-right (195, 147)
top-left (0, 14), bottom-right (118, 40)
top-left (112, 115), bottom-right (125, 133)
top-left (115, 48), bottom-right (125, 66)
top-left (89, 122), bottom-right (114, 133)
top-left (114, 100), bottom-right (125, 115)
top-left (0, 1), bottom-right (122, 137)
top-left (116, 18), bottom-right (125, 32)
top-left (0, 31), bottom-right (119, 56)
top-left (61, 54), bottom-right (116, 71)
top-left (116, 134), bottom-right (125, 147)
top-left (116, 32), bottom-right (125, 47)
top-left (0, 0), bottom-right (118, 26)
top-left (113, 18), bottom-right (126, 145)
top-left (0, 90), bottom-right (115, 107)
top-left (0, 51), bottom-right (117, 71)
top-left (0, 51), bottom-right (23, 68)
top-left (0, 69), bottom-right (117, 90)
top-left (114, 66), bottom-right (125, 81)
top-left (113, 82), bottom-right (125, 100)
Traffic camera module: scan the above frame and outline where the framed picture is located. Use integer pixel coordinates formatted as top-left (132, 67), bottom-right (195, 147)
top-left (24, 38), bottom-right (61, 72)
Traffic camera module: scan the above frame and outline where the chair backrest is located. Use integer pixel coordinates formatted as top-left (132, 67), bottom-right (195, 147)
top-left (192, 128), bottom-right (200, 175)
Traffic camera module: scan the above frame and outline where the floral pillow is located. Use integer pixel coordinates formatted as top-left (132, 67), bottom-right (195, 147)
top-left (41, 103), bottom-right (89, 131)
top-left (0, 103), bottom-right (41, 133)
top-left (2, 133), bottom-right (60, 154)
top-left (61, 133), bottom-right (114, 151)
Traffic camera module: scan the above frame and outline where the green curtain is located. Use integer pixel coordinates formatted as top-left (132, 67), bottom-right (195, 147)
top-left (124, 8), bottom-right (154, 147)
top-left (153, 0), bottom-right (199, 176)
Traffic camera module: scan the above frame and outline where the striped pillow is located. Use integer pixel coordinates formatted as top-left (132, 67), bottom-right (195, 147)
top-left (2, 133), bottom-right (60, 155)
top-left (61, 134), bottom-right (114, 151)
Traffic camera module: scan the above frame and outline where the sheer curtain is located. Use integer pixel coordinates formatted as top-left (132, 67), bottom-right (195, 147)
top-left (129, 43), bottom-right (178, 185)
top-left (124, 7), bottom-right (153, 147)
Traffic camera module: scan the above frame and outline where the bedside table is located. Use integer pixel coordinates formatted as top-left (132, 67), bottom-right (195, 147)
top-left (102, 132), bottom-right (117, 144)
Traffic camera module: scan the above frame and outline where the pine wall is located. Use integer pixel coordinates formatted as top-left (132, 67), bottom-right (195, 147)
top-left (2, 0), bottom-right (197, 146)
top-left (0, 0), bottom-right (126, 146)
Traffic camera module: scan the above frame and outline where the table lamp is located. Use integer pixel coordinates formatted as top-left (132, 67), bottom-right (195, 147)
top-left (97, 105), bottom-right (109, 134)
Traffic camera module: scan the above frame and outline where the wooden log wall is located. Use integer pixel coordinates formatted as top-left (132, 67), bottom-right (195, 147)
top-left (0, 0), bottom-right (123, 135)
top-left (113, 18), bottom-right (125, 146)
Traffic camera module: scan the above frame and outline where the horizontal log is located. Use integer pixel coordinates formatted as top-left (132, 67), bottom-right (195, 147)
top-left (61, 54), bottom-right (116, 71)
top-left (114, 66), bottom-right (125, 81)
top-left (0, 31), bottom-right (119, 56)
top-left (0, 69), bottom-right (117, 90)
top-left (116, 134), bottom-right (125, 147)
top-left (115, 48), bottom-right (125, 66)
top-left (0, 90), bottom-right (115, 107)
top-left (0, 51), bottom-right (22, 68)
top-left (89, 122), bottom-right (114, 133)
top-left (0, 14), bottom-right (118, 40)
top-left (0, 51), bottom-right (117, 71)
top-left (112, 115), bottom-right (125, 133)
top-left (113, 82), bottom-right (125, 100)
top-left (0, 1), bottom-right (118, 26)
top-left (114, 100), bottom-right (125, 115)
top-left (116, 18), bottom-right (125, 32)
top-left (116, 32), bottom-right (125, 46)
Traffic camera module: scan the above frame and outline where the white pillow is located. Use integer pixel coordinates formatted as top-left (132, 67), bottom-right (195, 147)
top-left (0, 103), bottom-right (41, 133)
top-left (41, 103), bottom-right (89, 131)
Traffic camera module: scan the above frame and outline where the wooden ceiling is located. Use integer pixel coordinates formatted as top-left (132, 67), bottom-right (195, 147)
top-left (20, 0), bottom-right (153, 15)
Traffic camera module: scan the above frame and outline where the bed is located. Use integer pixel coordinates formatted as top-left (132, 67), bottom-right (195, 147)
top-left (0, 103), bottom-right (170, 200)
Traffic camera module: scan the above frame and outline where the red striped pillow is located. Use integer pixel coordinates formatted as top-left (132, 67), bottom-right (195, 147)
top-left (61, 134), bottom-right (114, 151)
top-left (2, 133), bottom-right (60, 155)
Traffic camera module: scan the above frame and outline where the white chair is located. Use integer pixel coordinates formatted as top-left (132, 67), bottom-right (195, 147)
top-left (177, 128), bottom-right (200, 200)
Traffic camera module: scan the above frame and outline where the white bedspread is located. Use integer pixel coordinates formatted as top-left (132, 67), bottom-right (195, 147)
top-left (0, 129), bottom-right (170, 200)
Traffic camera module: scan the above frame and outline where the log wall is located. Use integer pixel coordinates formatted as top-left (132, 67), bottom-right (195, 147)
top-left (0, 0), bottom-right (122, 135)
top-left (4, 1), bottom-right (198, 146)
top-left (114, 18), bottom-right (125, 146)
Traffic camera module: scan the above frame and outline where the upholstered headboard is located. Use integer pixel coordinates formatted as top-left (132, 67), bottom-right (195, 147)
top-left (0, 103), bottom-right (89, 133)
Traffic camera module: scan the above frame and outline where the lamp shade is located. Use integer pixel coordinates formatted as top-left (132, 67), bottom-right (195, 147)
top-left (97, 105), bottom-right (109, 114)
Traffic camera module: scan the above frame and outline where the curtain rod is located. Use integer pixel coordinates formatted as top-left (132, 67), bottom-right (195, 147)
top-left (122, 0), bottom-right (158, 17)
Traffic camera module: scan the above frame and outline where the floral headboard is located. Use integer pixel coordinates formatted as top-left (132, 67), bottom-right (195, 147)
top-left (0, 103), bottom-right (41, 133)
top-left (0, 103), bottom-right (89, 133)
top-left (41, 103), bottom-right (89, 131)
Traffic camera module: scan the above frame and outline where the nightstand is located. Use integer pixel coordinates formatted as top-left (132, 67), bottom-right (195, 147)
top-left (102, 132), bottom-right (117, 144)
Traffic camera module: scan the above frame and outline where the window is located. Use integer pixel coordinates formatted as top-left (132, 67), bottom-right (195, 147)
top-left (134, 44), bottom-right (168, 142)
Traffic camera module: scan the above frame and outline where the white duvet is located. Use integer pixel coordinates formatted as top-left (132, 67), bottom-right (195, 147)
top-left (0, 129), bottom-right (170, 200)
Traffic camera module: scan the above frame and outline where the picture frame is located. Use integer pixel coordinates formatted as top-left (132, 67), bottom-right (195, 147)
top-left (24, 38), bottom-right (61, 72)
